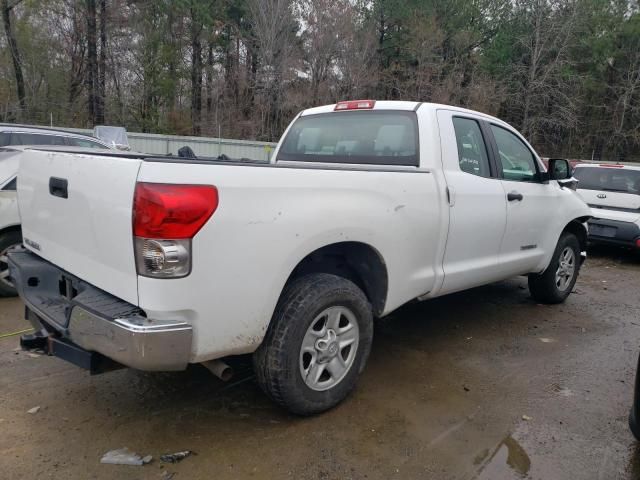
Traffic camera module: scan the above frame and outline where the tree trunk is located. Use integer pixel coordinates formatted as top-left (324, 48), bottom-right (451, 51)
top-left (206, 43), bottom-right (214, 114)
top-left (97, 0), bottom-right (106, 124)
top-left (190, 10), bottom-right (203, 135)
top-left (85, 0), bottom-right (98, 125)
top-left (1, 0), bottom-right (26, 119)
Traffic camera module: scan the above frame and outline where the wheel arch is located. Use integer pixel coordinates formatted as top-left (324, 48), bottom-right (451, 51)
top-left (0, 224), bottom-right (22, 239)
top-left (562, 217), bottom-right (589, 253)
top-left (283, 241), bottom-right (388, 317)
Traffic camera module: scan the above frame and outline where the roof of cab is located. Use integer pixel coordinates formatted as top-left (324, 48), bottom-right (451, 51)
top-left (299, 100), bottom-right (511, 128)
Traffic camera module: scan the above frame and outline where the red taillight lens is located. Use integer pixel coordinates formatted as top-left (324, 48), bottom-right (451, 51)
top-left (133, 183), bottom-right (218, 239)
top-left (334, 100), bottom-right (376, 111)
top-left (635, 238), bottom-right (640, 249)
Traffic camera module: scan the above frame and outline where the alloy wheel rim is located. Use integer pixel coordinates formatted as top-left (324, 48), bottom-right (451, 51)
top-left (555, 247), bottom-right (576, 292)
top-left (0, 244), bottom-right (16, 289)
top-left (299, 306), bottom-right (360, 392)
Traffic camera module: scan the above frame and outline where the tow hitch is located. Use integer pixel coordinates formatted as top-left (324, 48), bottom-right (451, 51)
top-left (20, 329), bottom-right (123, 375)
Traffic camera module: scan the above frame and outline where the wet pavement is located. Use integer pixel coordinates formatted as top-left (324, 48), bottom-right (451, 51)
top-left (1, 246), bottom-right (639, 479)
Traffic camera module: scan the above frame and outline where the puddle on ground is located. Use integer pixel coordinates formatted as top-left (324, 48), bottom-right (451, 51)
top-left (475, 434), bottom-right (531, 479)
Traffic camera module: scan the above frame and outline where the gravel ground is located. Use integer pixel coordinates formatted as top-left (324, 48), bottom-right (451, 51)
top-left (1, 245), bottom-right (639, 480)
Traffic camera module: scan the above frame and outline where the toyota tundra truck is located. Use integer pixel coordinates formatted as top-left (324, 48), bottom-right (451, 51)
top-left (8, 101), bottom-right (591, 415)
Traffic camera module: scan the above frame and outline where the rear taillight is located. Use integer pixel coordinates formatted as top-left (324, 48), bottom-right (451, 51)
top-left (133, 183), bottom-right (218, 278)
top-left (636, 238), bottom-right (640, 249)
top-left (133, 183), bottom-right (218, 239)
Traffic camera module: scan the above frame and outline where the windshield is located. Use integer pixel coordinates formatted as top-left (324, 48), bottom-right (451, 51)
top-left (277, 111), bottom-right (418, 166)
top-left (574, 167), bottom-right (640, 195)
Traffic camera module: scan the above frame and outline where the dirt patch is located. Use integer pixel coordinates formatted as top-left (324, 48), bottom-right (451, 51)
top-left (1, 245), bottom-right (639, 479)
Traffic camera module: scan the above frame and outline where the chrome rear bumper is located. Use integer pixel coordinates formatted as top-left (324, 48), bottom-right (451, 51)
top-left (66, 308), bottom-right (192, 371)
top-left (8, 249), bottom-right (192, 371)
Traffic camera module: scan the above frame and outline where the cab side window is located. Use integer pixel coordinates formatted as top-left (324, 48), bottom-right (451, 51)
top-left (491, 125), bottom-right (538, 182)
top-left (452, 117), bottom-right (491, 178)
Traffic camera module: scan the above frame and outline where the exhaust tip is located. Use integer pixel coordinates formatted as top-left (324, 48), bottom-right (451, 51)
top-left (202, 359), bottom-right (234, 382)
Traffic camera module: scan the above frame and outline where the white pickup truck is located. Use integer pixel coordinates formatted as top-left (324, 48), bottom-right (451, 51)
top-left (8, 101), bottom-right (590, 414)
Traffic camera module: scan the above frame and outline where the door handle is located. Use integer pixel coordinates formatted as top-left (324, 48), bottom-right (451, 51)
top-left (507, 191), bottom-right (523, 202)
top-left (49, 177), bottom-right (68, 199)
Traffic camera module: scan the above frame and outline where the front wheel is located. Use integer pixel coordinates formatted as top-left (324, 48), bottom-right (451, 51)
top-left (528, 232), bottom-right (581, 304)
top-left (0, 230), bottom-right (22, 297)
top-left (253, 273), bottom-right (373, 415)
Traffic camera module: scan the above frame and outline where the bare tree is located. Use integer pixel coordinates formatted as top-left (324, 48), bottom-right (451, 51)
top-left (97, 0), bottom-right (106, 124)
top-left (85, 0), bottom-right (99, 125)
top-left (1, 0), bottom-right (26, 118)
top-left (189, 4), bottom-right (204, 135)
top-left (608, 49), bottom-right (640, 160)
top-left (514, 0), bottom-right (580, 143)
top-left (248, 0), bottom-right (298, 140)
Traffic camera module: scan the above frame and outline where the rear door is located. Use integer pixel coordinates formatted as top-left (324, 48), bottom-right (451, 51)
top-left (18, 149), bottom-right (143, 304)
top-left (487, 124), bottom-right (555, 275)
top-left (436, 110), bottom-right (507, 295)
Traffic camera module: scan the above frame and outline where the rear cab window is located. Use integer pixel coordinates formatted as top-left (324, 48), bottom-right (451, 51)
top-left (574, 167), bottom-right (640, 195)
top-left (276, 111), bottom-right (418, 166)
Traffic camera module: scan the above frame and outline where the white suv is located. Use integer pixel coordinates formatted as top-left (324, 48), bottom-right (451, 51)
top-left (0, 125), bottom-right (111, 296)
top-left (573, 163), bottom-right (640, 251)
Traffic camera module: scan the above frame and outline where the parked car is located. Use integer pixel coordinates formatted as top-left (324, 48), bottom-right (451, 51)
top-left (573, 163), bottom-right (640, 251)
top-left (0, 125), bottom-right (111, 296)
top-left (0, 124), bottom-right (111, 150)
top-left (8, 101), bottom-right (591, 414)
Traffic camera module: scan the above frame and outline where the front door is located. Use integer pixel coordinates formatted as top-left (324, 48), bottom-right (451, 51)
top-left (488, 124), bottom-right (554, 276)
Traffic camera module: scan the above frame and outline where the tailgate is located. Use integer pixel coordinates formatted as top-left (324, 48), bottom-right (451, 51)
top-left (17, 149), bottom-right (142, 305)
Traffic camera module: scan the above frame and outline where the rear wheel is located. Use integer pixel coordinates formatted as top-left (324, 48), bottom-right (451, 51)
top-left (0, 230), bottom-right (21, 297)
top-left (253, 273), bottom-right (373, 415)
top-left (528, 232), bottom-right (580, 304)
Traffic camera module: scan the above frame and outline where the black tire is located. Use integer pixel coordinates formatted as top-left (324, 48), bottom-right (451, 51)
top-left (253, 273), bottom-right (373, 415)
top-left (630, 411), bottom-right (640, 441)
top-left (0, 230), bottom-right (21, 297)
top-left (528, 232), bottom-right (581, 304)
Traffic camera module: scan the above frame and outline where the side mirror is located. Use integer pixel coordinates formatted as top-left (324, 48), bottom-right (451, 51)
top-left (549, 158), bottom-right (578, 190)
top-left (549, 158), bottom-right (571, 180)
